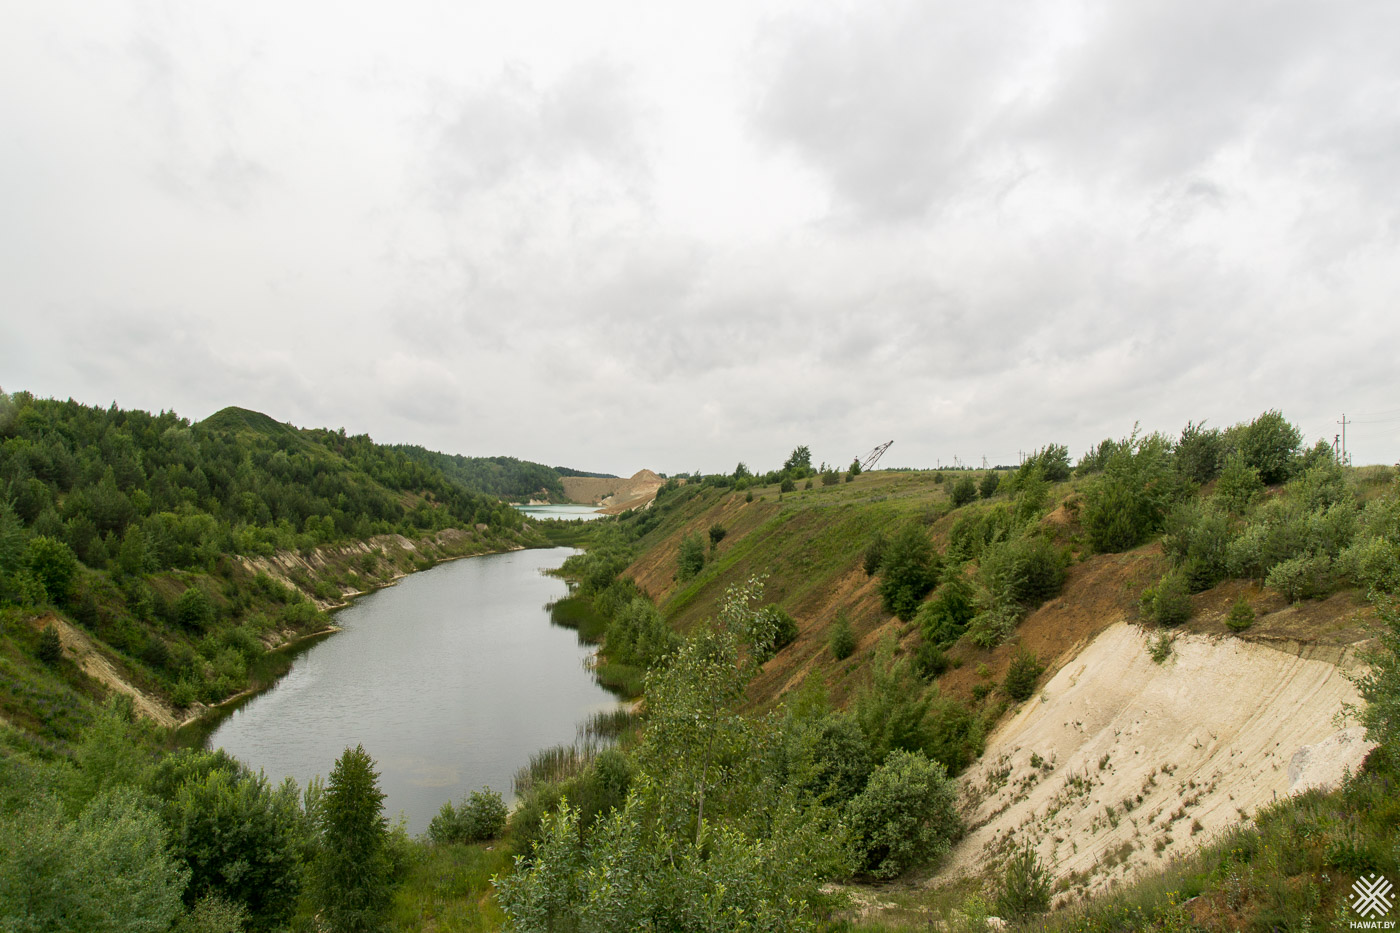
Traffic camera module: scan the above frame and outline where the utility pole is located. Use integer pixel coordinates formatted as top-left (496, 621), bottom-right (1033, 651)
top-left (1338, 414), bottom-right (1351, 465)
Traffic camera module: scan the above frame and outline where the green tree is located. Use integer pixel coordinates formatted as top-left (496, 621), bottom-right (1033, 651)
top-left (846, 750), bottom-right (960, 878)
top-left (877, 524), bottom-right (940, 621)
top-left (1081, 431), bottom-right (1185, 553)
top-left (1215, 451), bottom-right (1265, 513)
top-left (638, 578), bottom-right (761, 842)
top-left (828, 610), bottom-right (857, 660)
top-left (37, 624), bottom-right (63, 664)
top-left (175, 585), bottom-right (215, 630)
top-left (1354, 595), bottom-right (1400, 769)
top-left (996, 842), bottom-right (1052, 918)
top-left (1176, 420), bottom-right (1223, 483)
top-left (849, 458), bottom-right (862, 476)
top-left (1237, 409), bottom-right (1302, 485)
top-left (162, 756), bottom-right (308, 931)
top-left (0, 788), bottom-right (189, 933)
top-left (311, 745), bottom-right (391, 933)
top-left (677, 532), bottom-right (706, 581)
top-left (25, 535), bottom-right (79, 604)
top-left (1002, 648), bottom-right (1044, 702)
top-left (950, 474), bottom-right (978, 507)
top-left (978, 471), bottom-right (1000, 499)
top-left (783, 445), bottom-right (812, 475)
top-left (428, 787), bottom-right (508, 845)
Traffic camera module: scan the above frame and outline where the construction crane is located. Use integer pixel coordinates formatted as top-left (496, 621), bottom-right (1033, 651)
top-left (859, 441), bottom-right (893, 472)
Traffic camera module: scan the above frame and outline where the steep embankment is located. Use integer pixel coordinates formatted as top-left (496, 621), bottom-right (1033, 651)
top-left (562, 470), bottom-right (666, 513)
top-left (611, 469), bottom-right (1384, 898)
top-left (947, 623), bottom-right (1373, 903)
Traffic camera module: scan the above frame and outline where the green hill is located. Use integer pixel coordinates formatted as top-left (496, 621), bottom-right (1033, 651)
top-left (0, 390), bottom-right (544, 745)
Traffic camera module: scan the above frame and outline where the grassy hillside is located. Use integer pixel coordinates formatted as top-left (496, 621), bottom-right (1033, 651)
top-left (542, 414), bottom-right (1399, 930)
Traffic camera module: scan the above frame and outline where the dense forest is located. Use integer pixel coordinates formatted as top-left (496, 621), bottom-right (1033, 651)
top-left (389, 445), bottom-right (569, 503)
top-left (0, 391), bottom-right (548, 741)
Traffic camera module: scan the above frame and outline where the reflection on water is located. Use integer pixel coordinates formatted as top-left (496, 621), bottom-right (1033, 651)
top-left (207, 546), bottom-right (618, 834)
top-left (514, 503), bottom-right (606, 521)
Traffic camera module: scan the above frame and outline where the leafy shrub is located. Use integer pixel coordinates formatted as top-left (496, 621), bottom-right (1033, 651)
top-left (1075, 437), bottom-right (1121, 476)
top-left (996, 843), bottom-right (1052, 918)
top-left (1215, 451), bottom-right (1265, 513)
top-left (428, 788), bottom-right (508, 845)
top-left (1002, 648), bottom-right (1044, 702)
top-left (788, 714), bottom-right (874, 806)
top-left (821, 469), bottom-right (841, 486)
top-left (1016, 445), bottom-right (1072, 483)
top-left (862, 532), bottom-right (887, 576)
top-left (1141, 569), bottom-right (1192, 625)
top-left (1176, 420), bottom-right (1224, 483)
top-left (1148, 630), bottom-right (1174, 663)
top-left (967, 604), bottom-right (1020, 649)
top-left (750, 605), bottom-right (798, 662)
top-left (780, 477), bottom-right (796, 493)
top-left (1081, 432), bottom-right (1186, 553)
top-left (923, 696), bottom-right (983, 774)
top-left (176, 586), bottom-right (215, 630)
top-left (1226, 597), bottom-right (1255, 632)
top-left (1236, 409), bottom-right (1302, 485)
top-left (978, 534), bottom-right (1067, 609)
top-left (0, 788), bottom-right (188, 933)
top-left (829, 611), bottom-right (857, 660)
top-left (37, 625), bottom-right (62, 664)
top-left (917, 569), bottom-right (977, 647)
top-left (24, 535), bottom-right (79, 604)
top-left (1340, 535), bottom-right (1400, 594)
top-left (913, 640), bottom-right (948, 680)
top-left (950, 475), bottom-right (978, 507)
top-left (1163, 499), bottom-right (1231, 591)
top-left (877, 524), bottom-right (940, 621)
top-left (1354, 594), bottom-right (1400, 770)
top-left (707, 524), bottom-right (727, 546)
top-left (676, 533), bottom-right (706, 581)
top-left (946, 504), bottom-right (1016, 562)
top-left (1265, 553), bottom-right (1335, 602)
top-left (979, 472), bottom-right (1001, 499)
top-left (163, 759), bottom-right (309, 929)
top-left (846, 750), bottom-right (961, 878)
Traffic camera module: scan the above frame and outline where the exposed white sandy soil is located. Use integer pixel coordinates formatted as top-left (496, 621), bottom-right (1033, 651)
top-left (942, 622), bottom-right (1373, 902)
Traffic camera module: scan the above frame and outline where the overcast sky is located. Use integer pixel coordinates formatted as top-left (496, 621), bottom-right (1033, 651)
top-left (3, 1), bottom-right (1398, 475)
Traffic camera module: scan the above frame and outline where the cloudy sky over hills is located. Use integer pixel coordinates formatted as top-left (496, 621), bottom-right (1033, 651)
top-left (4, 1), bottom-right (1398, 474)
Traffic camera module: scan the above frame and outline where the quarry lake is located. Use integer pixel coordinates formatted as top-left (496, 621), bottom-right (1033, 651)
top-left (206, 546), bottom-right (619, 834)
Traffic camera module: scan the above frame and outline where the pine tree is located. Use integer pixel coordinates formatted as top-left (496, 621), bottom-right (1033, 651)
top-left (312, 745), bottom-right (390, 933)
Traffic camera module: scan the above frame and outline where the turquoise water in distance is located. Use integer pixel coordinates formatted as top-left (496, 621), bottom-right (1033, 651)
top-left (206, 547), bottom-right (618, 834)
top-left (515, 503), bottom-right (606, 521)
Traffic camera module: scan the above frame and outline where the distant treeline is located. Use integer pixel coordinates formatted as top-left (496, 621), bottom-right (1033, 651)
top-left (391, 446), bottom-right (570, 503)
top-left (0, 395), bottom-right (526, 575)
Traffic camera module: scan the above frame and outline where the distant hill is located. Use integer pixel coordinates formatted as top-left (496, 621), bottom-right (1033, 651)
top-left (561, 469), bottom-right (666, 511)
top-left (392, 447), bottom-right (570, 502)
top-left (199, 405), bottom-right (301, 440)
top-left (555, 466), bottom-right (619, 479)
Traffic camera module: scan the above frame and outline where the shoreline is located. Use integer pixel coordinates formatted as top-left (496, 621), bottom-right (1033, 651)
top-left (172, 537), bottom-right (542, 748)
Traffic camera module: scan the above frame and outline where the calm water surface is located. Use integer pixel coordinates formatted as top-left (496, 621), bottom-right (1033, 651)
top-left (207, 546), bottom-right (617, 834)
top-left (514, 503), bottom-right (606, 521)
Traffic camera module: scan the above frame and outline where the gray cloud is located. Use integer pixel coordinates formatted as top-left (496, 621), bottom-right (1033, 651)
top-left (2, 1), bottom-right (1398, 473)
